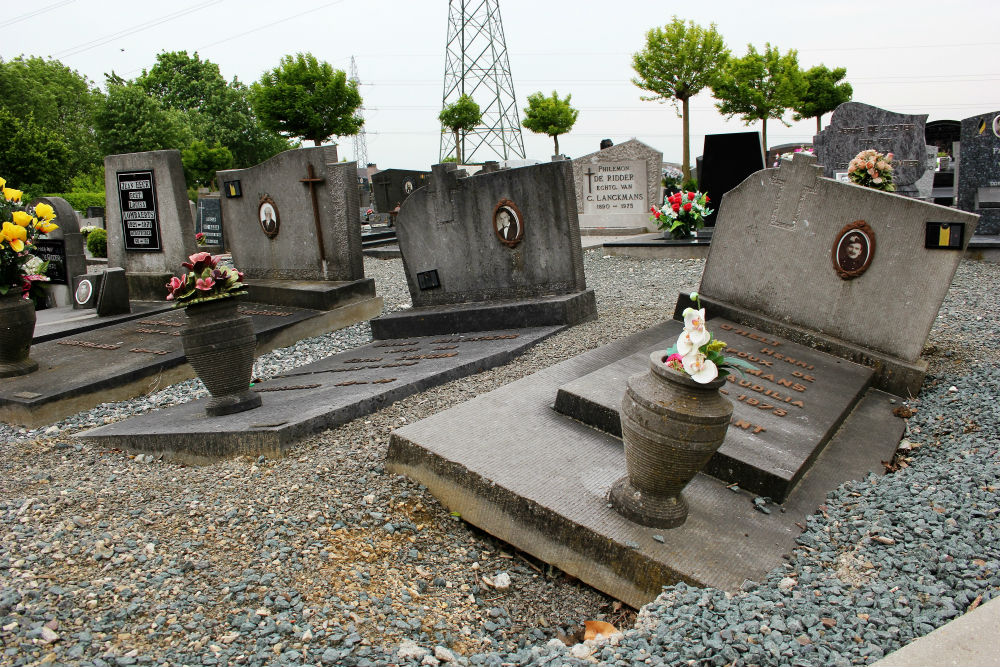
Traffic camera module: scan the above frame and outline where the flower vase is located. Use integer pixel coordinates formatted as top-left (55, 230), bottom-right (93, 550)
top-left (0, 292), bottom-right (39, 377)
top-left (610, 350), bottom-right (733, 528)
top-left (181, 297), bottom-right (262, 417)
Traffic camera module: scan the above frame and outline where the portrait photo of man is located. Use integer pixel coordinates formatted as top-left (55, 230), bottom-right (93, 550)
top-left (832, 221), bottom-right (875, 279)
top-left (492, 201), bottom-right (524, 247)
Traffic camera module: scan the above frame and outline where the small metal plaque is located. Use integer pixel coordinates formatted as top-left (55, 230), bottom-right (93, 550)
top-left (224, 180), bottom-right (242, 198)
top-left (925, 222), bottom-right (964, 249)
top-left (417, 269), bottom-right (440, 291)
top-left (832, 220), bottom-right (876, 280)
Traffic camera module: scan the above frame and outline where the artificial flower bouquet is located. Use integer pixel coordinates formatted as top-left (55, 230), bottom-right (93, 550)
top-left (848, 149), bottom-right (895, 191)
top-left (0, 177), bottom-right (58, 298)
top-left (664, 292), bottom-right (756, 383)
top-left (650, 190), bottom-right (713, 239)
top-left (166, 252), bottom-right (246, 306)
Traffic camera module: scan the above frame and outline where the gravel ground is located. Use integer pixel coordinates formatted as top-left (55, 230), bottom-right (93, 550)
top-left (1, 251), bottom-right (998, 666)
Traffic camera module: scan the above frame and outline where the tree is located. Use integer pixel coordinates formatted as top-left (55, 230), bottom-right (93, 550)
top-left (631, 17), bottom-right (729, 182)
top-left (182, 140), bottom-right (233, 189)
top-left (0, 107), bottom-right (71, 194)
top-left (250, 53), bottom-right (363, 146)
top-left (521, 90), bottom-right (579, 156)
top-left (792, 65), bottom-right (852, 133)
top-left (438, 94), bottom-right (482, 164)
top-left (95, 81), bottom-right (192, 156)
top-left (711, 43), bottom-right (806, 154)
top-left (0, 56), bottom-right (103, 189)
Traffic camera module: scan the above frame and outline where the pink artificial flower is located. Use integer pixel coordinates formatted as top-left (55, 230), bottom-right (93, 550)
top-left (182, 251), bottom-right (212, 269)
top-left (194, 276), bottom-right (215, 291)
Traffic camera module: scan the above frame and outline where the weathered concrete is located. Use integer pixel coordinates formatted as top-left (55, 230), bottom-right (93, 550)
top-left (76, 327), bottom-right (560, 462)
top-left (244, 277), bottom-right (377, 311)
top-left (386, 320), bottom-right (904, 607)
top-left (104, 150), bottom-right (197, 299)
top-left (698, 153), bottom-right (978, 371)
top-left (871, 596), bottom-right (1000, 667)
top-left (572, 139), bottom-right (662, 232)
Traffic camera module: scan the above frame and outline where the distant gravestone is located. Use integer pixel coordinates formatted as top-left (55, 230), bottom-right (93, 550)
top-left (699, 132), bottom-right (765, 227)
top-left (693, 153), bottom-right (979, 395)
top-left (196, 195), bottom-right (224, 249)
top-left (370, 161), bottom-right (596, 338)
top-left (104, 149), bottom-right (197, 301)
top-left (813, 102), bottom-right (930, 198)
top-left (371, 169), bottom-right (430, 213)
top-left (572, 139), bottom-right (662, 232)
top-left (956, 110), bottom-right (1000, 235)
top-left (29, 197), bottom-right (87, 307)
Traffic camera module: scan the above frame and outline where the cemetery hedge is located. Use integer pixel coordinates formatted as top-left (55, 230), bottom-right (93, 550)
top-left (86, 228), bottom-right (107, 258)
top-left (40, 192), bottom-right (106, 212)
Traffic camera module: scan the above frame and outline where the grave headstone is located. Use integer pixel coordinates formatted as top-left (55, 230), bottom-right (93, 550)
top-left (371, 169), bottom-right (430, 213)
top-left (104, 149), bottom-right (197, 300)
top-left (956, 110), bottom-right (1000, 235)
top-left (699, 132), bottom-right (765, 227)
top-left (29, 197), bottom-right (87, 307)
top-left (85, 206), bottom-right (105, 221)
top-left (72, 272), bottom-right (103, 310)
top-left (95, 267), bottom-right (130, 317)
top-left (195, 194), bottom-right (224, 249)
top-left (371, 161), bottom-right (596, 338)
top-left (813, 102), bottom-right (930, 198)
top-left (572, 138), bottom-right (662, 232)
top-left (215, 146), bottom-right (381, 313)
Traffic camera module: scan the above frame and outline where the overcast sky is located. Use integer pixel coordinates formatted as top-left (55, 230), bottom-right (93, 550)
top-left (5, 0), bottom-right (1000, 170)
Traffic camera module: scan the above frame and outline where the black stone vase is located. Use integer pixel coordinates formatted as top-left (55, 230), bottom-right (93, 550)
top-left (610, 351), bottom-right (733, 528)
top-left (181, 297), bottom-right (261, 417)
top-left (0, 291), bottom-right (39, 377)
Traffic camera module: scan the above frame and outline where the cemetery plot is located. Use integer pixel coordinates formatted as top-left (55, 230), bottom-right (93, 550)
top-left (75, 328), bottom-right (561, 462)
top-left (0, 306), bottom-right (325, 428)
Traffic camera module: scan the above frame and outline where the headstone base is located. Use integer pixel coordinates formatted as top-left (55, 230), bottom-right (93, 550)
top-left (127, 272), bottom-right (174, 302)
top-left (370, 290), bottom-right (596, 339)
top-left (578, 212), bottom-right (654, 232)
top-left (245, 277), bottom-right (377, 311)
top-left (602, 233), bottom-right (711, 260)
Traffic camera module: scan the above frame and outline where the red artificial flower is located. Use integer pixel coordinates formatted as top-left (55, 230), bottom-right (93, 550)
top-left (687, 192), bottom-right (695, 201)
top-left (672, 203), bottom-right (680, 212)
top-left (683, 202), bottom-right (692, 212)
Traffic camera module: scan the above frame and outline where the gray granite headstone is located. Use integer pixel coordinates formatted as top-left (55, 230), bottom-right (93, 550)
top-left (695, 153), bottom-right (979, 393)
top-left (216, 145), bottom-right (363, 281)
top-left (813, 102), bottom-right (929, 196)
top-left (572, 139), bottom-right (662, 231)
top-left (28, 197), bottom-right (86, 306)
top-left (956, 110), bottom-right (1000, 235)
top-left (104, 149), bottom-right (198, 300)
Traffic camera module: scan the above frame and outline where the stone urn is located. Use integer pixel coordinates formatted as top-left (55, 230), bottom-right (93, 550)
top-left (0, 291), bottom-right (39, 377)
top-left (181, 297), bottom-right (261, 417)
top-left (610, 350), bottom-right (733, 528)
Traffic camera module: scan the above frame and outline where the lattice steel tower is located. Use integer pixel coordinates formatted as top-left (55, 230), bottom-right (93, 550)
top-left (439, 0), bottom-right (525, 164)
top-left (349, 56), bottom-right (368, 169)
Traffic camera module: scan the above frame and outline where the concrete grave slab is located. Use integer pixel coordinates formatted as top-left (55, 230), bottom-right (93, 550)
top-left (1, 302), bottom-right (370, 428)
top-left (104, 150), bottom-right (198, 300)
top-left (76, 327), bottom-right (561, 462)
top-left (386, 321), bottom-right (905, 607)
top-left (33, 302), bottom-right (173, 344)
top-left (696, 152), bottom-right (978, 395)
top-left (553, 317), bottom-right (874, 502)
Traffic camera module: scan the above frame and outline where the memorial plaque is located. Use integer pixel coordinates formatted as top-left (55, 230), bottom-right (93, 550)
top-left (580, 160), bottom-right (647, 216)
top-left (116, 170), bottom-right (162, 251)
top-left (33, 239), bottom-right (67, 284)
top-left (956, 110), bottom-right (1000, 235)
top-left (196, 197), bottom-right (223, 247)
top-left (553, 317), bottom-right (874, 502)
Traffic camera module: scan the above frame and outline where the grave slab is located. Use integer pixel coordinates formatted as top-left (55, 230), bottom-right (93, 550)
top-left (33, 302), bottom-right (172, 343)
top-left (76, 327), bottom-right (561, 462)
top-left (385, 321), bottom-right (905, 607)
top-left (1, 301), bottom-right (377, 428)
top-left (553, 317), bottom-right (874, 502)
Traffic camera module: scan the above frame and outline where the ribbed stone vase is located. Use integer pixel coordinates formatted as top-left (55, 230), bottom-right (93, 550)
top-left (610, 350), bottom-right (733, 528)
top-left (181, 297), bottom-right (261, 417)
top-left (0, 292), bottom-right (39, 378)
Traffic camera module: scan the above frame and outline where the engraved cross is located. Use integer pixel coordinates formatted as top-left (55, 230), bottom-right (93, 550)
top-left (769, 155), bottom-right (820, 230)
top-left (584, 167), bottom-right (596, 193)
top-left (300, 163), bottom-right (327, 274)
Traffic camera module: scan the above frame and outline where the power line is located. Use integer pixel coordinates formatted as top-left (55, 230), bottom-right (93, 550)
top-left (195, 0), bottom-right (345, 51)
top-left (8, 0), bottom-right (75, 27)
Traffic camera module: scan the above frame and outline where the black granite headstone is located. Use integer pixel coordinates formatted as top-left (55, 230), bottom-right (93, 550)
top-left (33, 239), bottom-right (67, 284)
top-left (195, 197), bottom-right (224, 247)
top-left (699, 132), bottom-right (764, 227)
top-left (72, 273), bottom-right (104, 310)
top-left (957, 110), bottom-right (1000, 235)
top-left (115, 170), bottom-right (163, 251)
top-left (95, 267), bottom-right (131, 316)
top-left (371, 169), bottom-right (430, 213)
top-left (85, 206), bottom-right (105, 220)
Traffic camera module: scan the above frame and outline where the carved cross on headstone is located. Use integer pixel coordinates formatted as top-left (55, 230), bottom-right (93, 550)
top-left (584, 167), bottom-right (596, 194)
top-left (300, 163), bottom-right (327, 276)
top-left (769, 154), bottom-right (822, 229)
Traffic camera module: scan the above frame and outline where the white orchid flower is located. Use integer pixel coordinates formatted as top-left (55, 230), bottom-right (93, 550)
top-left (682, 351), bottom-right (719, 383)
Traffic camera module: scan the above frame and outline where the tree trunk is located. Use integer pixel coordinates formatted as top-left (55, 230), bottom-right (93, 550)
top-left (453, 129), bottom-right (461, 164)
top-left (553, 134), bottom-right (559, 156)
top-left (681, 97), bottom-right (691, 182)
top-left (761, 119), bottom-right (768, 156)
top-left (816, 115), bottom-right (822, 133)
top-left (314, 139), bottom-right (322, 147)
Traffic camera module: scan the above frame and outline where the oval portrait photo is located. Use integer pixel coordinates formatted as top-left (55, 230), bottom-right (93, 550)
top-left (492, 199), bottom-right (524, 248)
top-left (258, 196), bottom-right (280, 239)
top-left (832, 220), bottom-right (876, 280)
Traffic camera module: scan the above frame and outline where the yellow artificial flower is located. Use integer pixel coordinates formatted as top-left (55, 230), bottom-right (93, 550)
top-left (0, 176), bottom-right (6, 189)
top-left (11, 211), bottom-right (32, 226)
top-left (1, 221), bottom-right (27, 252)
top-left (35, 220), bottom-right (58, 234)
top-left (33, 202), bottom-right (56, 221)
top-left (3, 187), bottom-right (22, 203)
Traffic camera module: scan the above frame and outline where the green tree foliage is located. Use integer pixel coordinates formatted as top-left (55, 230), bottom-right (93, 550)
top-left (438, 94), bottom-right (482, 164)
top-left (181, 140), bottom-right (234, 189)
top-left (521, 90), bottom-right (579, 156)
top-left (0, 56), bottom-right (103, 189)
top-left (95, 81), bottom-right (193, 156)
top-left (251, 53), bottom-right (363, 146)
top-left (632, 17), bottom-right (729, 181)
top-left (711, 43), bottom-right (806, 153)
top-left (792, 65), bottom-right (853, 133)
top-left (137, 51), bottom-right (289, 167)
top-left (0, 107), bottom-right (71, 194)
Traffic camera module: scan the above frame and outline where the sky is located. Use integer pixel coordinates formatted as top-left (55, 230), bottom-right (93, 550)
top-left (4, 0), bottom-right (1000, 170)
